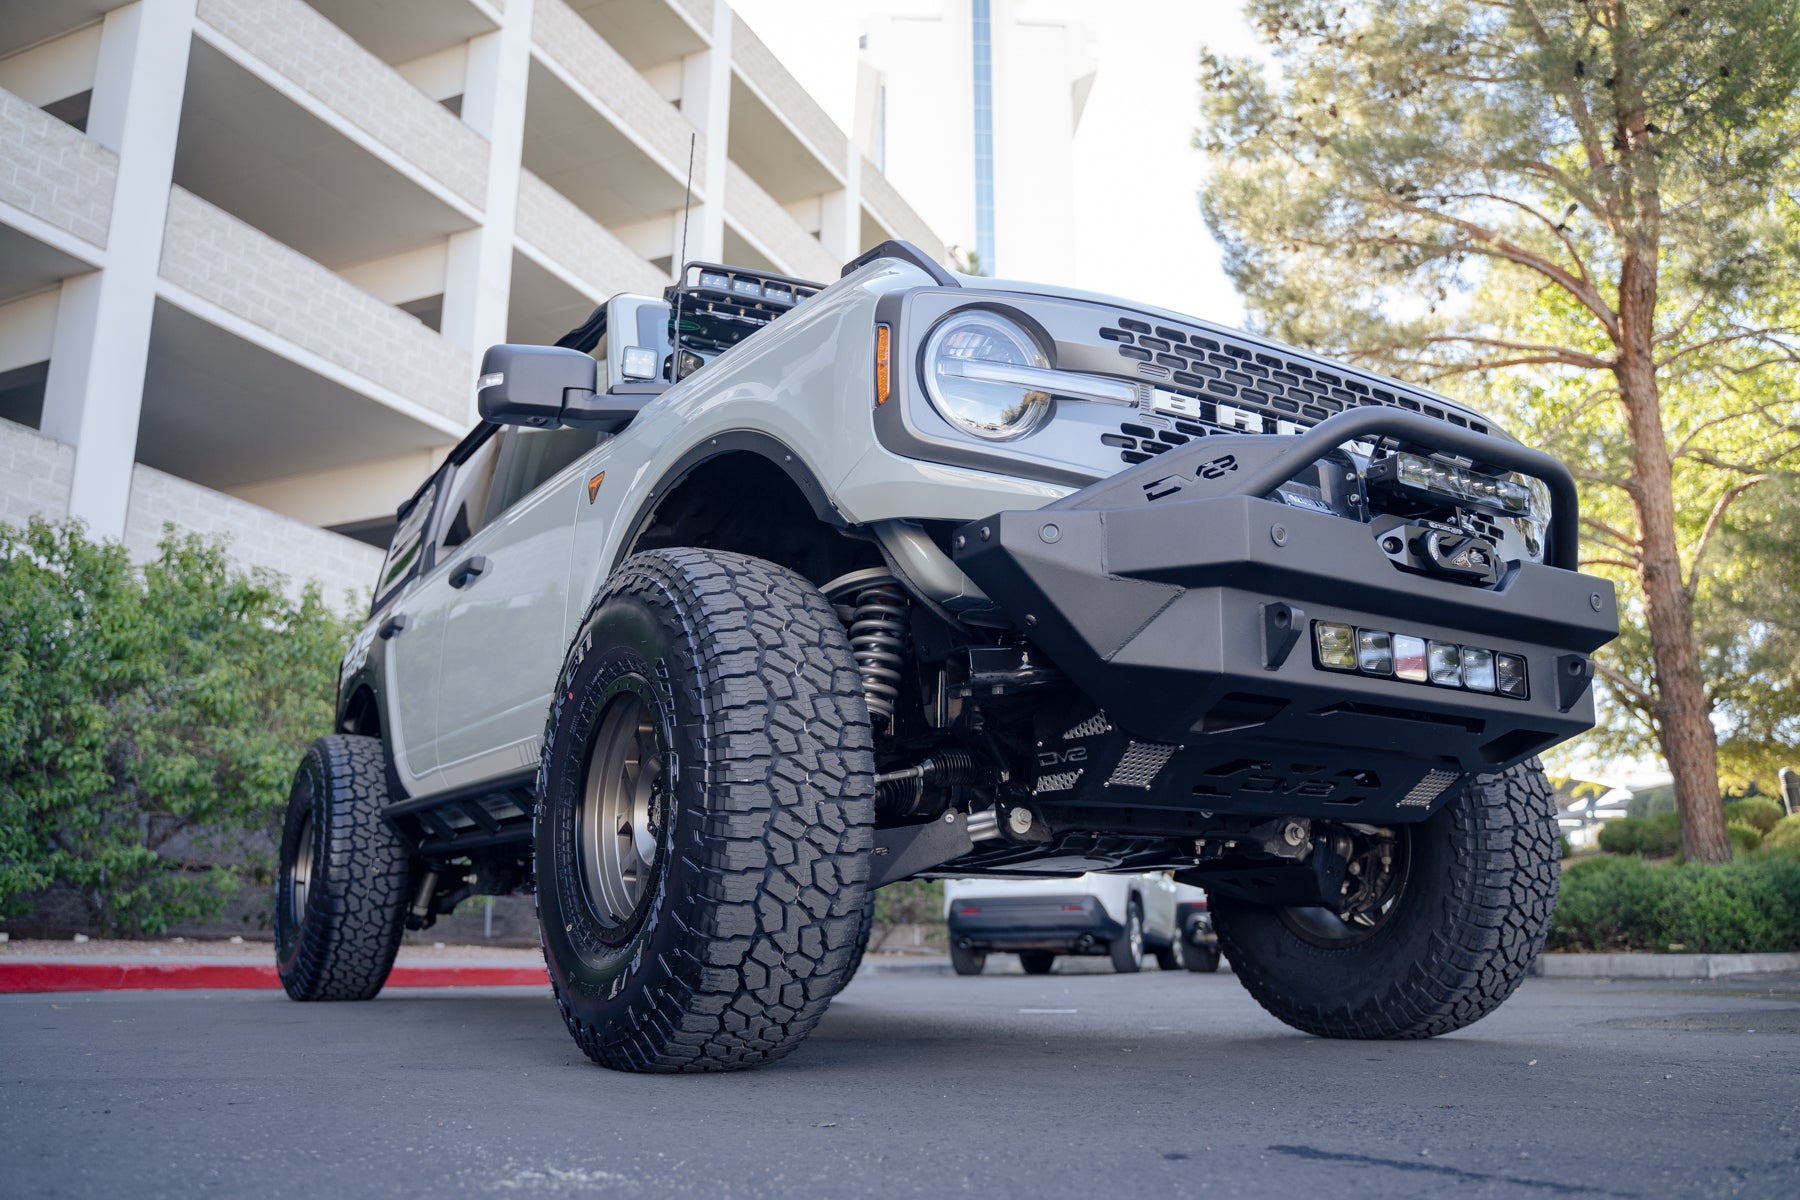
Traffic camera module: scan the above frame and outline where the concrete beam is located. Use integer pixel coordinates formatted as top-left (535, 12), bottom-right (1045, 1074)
top-left (39, 0), bottom-right (196, 538)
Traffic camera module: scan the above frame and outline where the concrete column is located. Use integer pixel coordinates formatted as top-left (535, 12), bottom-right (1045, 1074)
top-left (820, 152), bottom-right (861, 263)
top-left (38, 0), bottom-right (195, 539)
top-left (678, 6), bottom-right (733, 266)
top-left (441, 0), bottom-right (534, 415)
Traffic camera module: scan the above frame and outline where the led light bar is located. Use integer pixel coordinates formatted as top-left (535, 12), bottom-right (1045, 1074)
top-left (1316, 622), bottom-right (1357, 670)
top-left (1495, 653), bottom-right (1528, 698)
top-left (1356, 629), bottom-right (1393, 676)
top-left (1313, 622), bottom-right (1528, 699)
top-left (1393, 634), bottom-right (1428, 682)
top-left (1366, 451), bottom-right (1534, 518)
top-left (1461, 647), bottom-right (1497, 692)
top-left (1428, 641), bottom-right (1462, 686)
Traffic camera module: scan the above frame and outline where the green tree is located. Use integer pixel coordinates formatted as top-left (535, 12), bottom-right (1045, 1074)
top-left (1699, 476), bottom-right (1800, 786)
top-left (1197, 0), bottom-right (1800, 862)
top-left (0, 518), bottom-right (350, 933)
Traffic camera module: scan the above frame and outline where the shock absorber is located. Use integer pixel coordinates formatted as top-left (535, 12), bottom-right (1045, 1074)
top-left (824, 569), bottom-right (909, 728)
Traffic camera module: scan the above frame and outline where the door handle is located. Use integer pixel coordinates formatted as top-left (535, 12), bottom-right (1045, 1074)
top-left (378, 613), bottom-right (408, 640)
top-left (449, 555), bottom-right (490, 589)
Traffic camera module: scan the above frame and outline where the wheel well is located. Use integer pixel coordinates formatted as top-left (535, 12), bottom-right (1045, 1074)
top-left (624, 451), bottom-right (876, 586)
top-left (341, 686), bottom-right (381, 739)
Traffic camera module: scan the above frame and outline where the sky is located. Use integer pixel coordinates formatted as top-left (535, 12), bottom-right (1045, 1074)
top-left (729, 0), bottom-right (1264, 326)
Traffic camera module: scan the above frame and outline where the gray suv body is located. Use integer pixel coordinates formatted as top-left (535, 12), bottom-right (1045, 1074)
top-left (276, 241), bottom-right (1617, 1072)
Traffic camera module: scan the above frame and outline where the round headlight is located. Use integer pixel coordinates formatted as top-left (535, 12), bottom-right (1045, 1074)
top-left (922, 311), bottom-right (1052, 440)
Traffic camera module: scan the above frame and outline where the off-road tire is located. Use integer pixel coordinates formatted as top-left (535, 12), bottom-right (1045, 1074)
top-left (1183, 944), bottom-right (1221, 973)
top-left (275, 735), bottom-right (413, 1001)
top-left (1109, 901), bottom-right (1145, 973)
top-left (950, 942), bottom-right (987, 975)
top-left (1018, 950), bottom-right (1056, 975)
top-left (536, 549), bottom-right (876, 1073)
top-left (1212, 759), bottom-right (1559, 1039)
top-left (1152, 940), bottom-right (1183, 971)
top-left (842, 891), bottom-right (878, 986)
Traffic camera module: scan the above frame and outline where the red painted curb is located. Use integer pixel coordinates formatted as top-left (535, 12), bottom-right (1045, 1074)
top-left (0, 961), bottom-right (549, 994)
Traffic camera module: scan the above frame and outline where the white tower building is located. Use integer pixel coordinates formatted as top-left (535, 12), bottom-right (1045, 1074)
top-left (857, 0), bottom-right (1095, 281)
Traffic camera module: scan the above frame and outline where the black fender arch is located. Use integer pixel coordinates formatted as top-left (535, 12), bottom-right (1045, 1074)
top-left (610, 431), bottom-right (860, 582)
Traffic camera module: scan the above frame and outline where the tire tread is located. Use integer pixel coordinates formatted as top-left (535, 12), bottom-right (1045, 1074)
top-left (278, 735), bottom-right (412, 1002)
top-left (1214, 761), bottom-right (1559, 1039)
top-left (545, 549), bottom-right (876, 1072)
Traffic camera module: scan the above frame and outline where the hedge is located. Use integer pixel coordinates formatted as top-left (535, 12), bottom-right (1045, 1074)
top-left (1725, 797), bottom-right (1785, 836)
top-left (1596, 811), bottom-right (1682, 857)
top-left (1547, 853), bottom-right (1800, 953)
top-left (0, 518), bottom-right (349, 934)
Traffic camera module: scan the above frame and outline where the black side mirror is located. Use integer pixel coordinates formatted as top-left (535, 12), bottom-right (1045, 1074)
top-left (477, 345), bottom-right (597, 426)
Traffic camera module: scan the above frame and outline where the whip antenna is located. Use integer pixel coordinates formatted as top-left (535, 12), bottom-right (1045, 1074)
top-left (671, 132), bottom-right (696, 384)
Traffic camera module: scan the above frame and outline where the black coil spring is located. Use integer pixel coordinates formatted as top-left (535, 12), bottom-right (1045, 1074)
top-left (849, 580), bottom-right (908, 726)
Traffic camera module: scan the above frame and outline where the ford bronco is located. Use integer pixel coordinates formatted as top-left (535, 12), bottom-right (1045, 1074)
top-left (276, 241), bottom-right (1617, 1072)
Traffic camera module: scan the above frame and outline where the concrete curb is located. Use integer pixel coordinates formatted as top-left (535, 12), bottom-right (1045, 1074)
top-left (1533, 952), bottom-right (1800, 980)
top-left (0, 960), bottom-right (550, 994)
top-left (0, 953), bottom-right (953, 994)
top-left (861, 956), bottom-right (953, 976)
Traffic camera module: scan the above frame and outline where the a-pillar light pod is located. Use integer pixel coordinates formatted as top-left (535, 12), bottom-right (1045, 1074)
top-left (1356, 629), bottom-right (1394, 675)
top-left (1394, 634), bottom-right (1429, 682)
top-left (1461, 646), bottom-right (1497, 692)
top-left (1496, 653), bottom-right (1529, 699)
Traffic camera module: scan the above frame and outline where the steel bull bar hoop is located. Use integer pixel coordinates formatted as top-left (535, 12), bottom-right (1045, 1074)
top-left (1224, 408), bottom-right (1580, 570)
top-left (952, 408), bottom-right (1618, 821)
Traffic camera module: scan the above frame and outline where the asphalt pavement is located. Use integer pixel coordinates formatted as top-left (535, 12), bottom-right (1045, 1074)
top-left (2, 963), bottom-right (1796, 1199)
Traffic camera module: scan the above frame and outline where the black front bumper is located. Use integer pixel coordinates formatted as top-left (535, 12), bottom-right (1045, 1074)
top-left (954, 409), bottom-right (1619, 822)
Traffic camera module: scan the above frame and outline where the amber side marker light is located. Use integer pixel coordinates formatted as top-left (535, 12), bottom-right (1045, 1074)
top-left (875, 323), bottom-right (891, 404)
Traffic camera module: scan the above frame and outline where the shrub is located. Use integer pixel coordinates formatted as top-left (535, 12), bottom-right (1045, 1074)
top-left (1640, 811), bottom-right (1683, 857)
top-left (1727, 821), bottom-right (1765, 856)
top-left (1548, 856), bottom-right (1664, 951)
top-left (0, 518), bottom-right (350, 934)
top-left (1767, 813), bottom-right (1800, 853)
top-left (1597, 818), bottom-right (1642, 855)
top-left (1596, 812), bottom-right (1682, 857)
top-left (1656, 858), bottom-right (1800, 953)
top-left (1547, 854), bottom-right (1800, 953)
top-left (1725, 797), bottom-right (1785, 836)
top-left (869, 879), bottom-right (945, 952)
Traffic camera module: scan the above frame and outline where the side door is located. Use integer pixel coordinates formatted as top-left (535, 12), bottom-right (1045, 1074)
top-left (374, 473), bottom-right (454, 797)
top-left (433, 425), bottom-right (602, 791)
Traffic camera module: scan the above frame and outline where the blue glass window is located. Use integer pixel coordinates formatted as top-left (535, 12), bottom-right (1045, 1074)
top-left (971, 0), bottom-right (996, 274)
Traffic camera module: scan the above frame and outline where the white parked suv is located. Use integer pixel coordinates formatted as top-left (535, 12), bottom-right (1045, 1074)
top-left (275, 241), bottom-right (1615, 1073)
top-left (943, 872), bottom-right (1182, 974)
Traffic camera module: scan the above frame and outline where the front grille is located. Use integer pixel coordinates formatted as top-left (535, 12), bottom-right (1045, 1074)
top-left (1097, 316), bottom-right (1489, 465)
